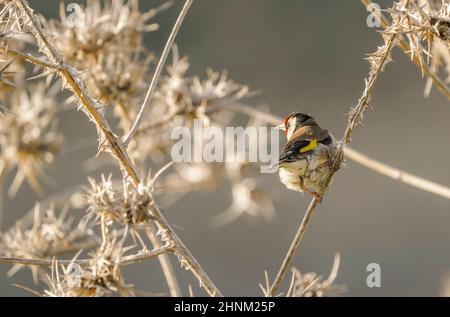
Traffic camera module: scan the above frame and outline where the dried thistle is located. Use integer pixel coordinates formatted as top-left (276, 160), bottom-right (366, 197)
top-left (0, 1), bottom-right (25, 34)
top-left (129, 50), bottom-right (249, 162)
top-left (285, 256), bottom-right (345, 297)
top-left (83, 52), bottom-right (152, 120)
top-left (212, 117), bottom-right (275, 226)
top-left (260, 254), bottom-right (345, 297)
top-left (0, 58), bottom-right (17, 100)
top-left (0, 204), bottom-right (89, 282)
top-left (44, 237), bottom-right (133, 297)
top-left (381, 1), bottom-right (450, 96)
top-left (84, 174), bottom-right (156, 227)
top-left (141, 49), bottom-right (249, 131)
top-left (0, 83), bottom-right (62, 196)
top-left (44, 0), bottom-right (172, 131)
top-left (48, 0), bottom-right (165, 67)
top-left (0, 33), bottom-right (30, 101)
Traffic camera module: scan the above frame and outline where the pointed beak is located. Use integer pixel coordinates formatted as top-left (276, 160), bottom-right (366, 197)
top-left (275, 123), bottom-right (286, 131)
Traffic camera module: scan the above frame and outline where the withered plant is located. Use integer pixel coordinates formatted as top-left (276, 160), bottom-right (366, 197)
top-left (0, 0), bottom-right (449, 297)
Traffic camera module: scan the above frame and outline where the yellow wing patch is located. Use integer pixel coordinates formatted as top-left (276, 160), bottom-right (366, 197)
top-left (300, 139), bottom-right (318, 153)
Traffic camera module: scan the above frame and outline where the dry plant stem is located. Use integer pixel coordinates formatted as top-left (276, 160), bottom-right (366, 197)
top-left (218, 102), bottom-right (450, 200)
top-left (15, 0), bottom-right (222, 297)
top-left (268, 30), bottom-right (398, 296)
top-left (16, 0), bottom-right (140, 186)
top-left (0, 246), bottom-right (170, 267)
top-left (151, 203), bottom-right (222, 297)
top-left (146, 226), bottom-right (182, 297)
top-left (123, 0), bottom-right (194, 146)
top-left (1, 46), bottom-right (60, 70)
top-left (136, 108), bottom-right (186, 136)
top-left (269, 198), bottom-right (320, 296)
top-left (361, 0), bottom-right (450, 101)
top-left (345, 148), bottom-right (450, 199)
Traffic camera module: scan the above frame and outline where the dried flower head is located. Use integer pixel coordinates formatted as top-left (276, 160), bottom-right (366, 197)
top-left (148, 49), bottom-right (249, 128)
top-left (42, 0), bottom-right (172, 131)
top-left (0, 205), bottom-right (89, 282)
top-left (0, 34), bottom-right (29, 101)
top-left (0, 84), bottom-right (62, 196)
top-left (44, 238), bottom-right (133, 297)
top-left (286, 254), bottom-right (345, 297)
top-left (0, 1), bottom-right (25, 34)
top-left (382, 0), bottom-right (450, 96)
top-left (49, 0), bottom-right (166, 67)
top-left (0, 58), bottom-right (17, 100)
top-left (84, 174), bottom-right (156, 227)
top-left (130, 50), bottom-right (250, 161)
top-left (82, 51), bottom-right (152, 130)
top-left (260, 254), bottom-right (345, 297)
top-left (211, 178), bottom-right (275, 227)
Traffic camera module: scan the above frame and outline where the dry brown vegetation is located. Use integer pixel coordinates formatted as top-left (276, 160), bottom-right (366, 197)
top-left (0, 0), bottom-right (449, 297)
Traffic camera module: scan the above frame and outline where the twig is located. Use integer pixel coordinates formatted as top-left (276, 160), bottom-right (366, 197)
top-left (268, 25), bottom-right (398, 296)
top-left (118, 247), bottom-right (173, 266)
top-left (150, 202), bottom-right (223, 297)
top-left (325, 253), bottom-right (341, 285)
top-left (0, 246), bottom-right (170, 267)
top-left (123, 0), bottom-right (194, 146)
top-left (361, 0), bottom-right (450, 101)
top-left (345, 148), bottom-right (450, 199)
top-left (135, 109), bottom-right (186, 136)
top-left (0, 46), bottom-right (61, 70)
top-left (146, 226), bottom-right (182, 297)
top-left (268, 198), bottom-right (320, 296)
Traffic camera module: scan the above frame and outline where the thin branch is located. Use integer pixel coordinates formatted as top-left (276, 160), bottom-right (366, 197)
top-left (268, 198), bottom-right (320, 296)
top-left (361, 0), bottom-right (450, 101)
top-left (325, 253), bottom-right (341, 285)
top-left (150, 203), bottom-right (223, 297)
top-left (146, 227), bottom-right (182, 297)
top-left (123, 0), bottom-right (194, 146)
top-left (345, 148), bottom-right (450, 199)
top-left (0, 246), bottom-right (170, 267)
top-left (118, 247), bottom-right (173, 266)
top-left (0, 45), bottom-right (60, 70)
top-left (268, 27), bottom-right (398, 296)
top-left (135, 108), bottom-right (186, 136)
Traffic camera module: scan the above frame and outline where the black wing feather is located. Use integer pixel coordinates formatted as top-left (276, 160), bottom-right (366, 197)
top-left (278, 138), bottom-right (312, 164)
top-left (277, 127), bottom-right (332, 165)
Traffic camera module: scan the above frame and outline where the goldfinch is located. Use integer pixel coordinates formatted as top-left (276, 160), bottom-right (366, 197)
top-left (276, 112), bottom-right (337, 198)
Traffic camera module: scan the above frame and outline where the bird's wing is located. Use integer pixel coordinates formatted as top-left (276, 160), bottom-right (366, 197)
top-left (278, 126), bottom-right (332, 164)
top-left (278, 136), bottom-right (315, 164)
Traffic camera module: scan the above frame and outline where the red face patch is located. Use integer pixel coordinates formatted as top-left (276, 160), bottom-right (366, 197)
top-left (283, 116), bottom-right (290, 136)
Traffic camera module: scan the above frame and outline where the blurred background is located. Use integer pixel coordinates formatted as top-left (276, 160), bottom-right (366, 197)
top-left (1, 0), bottom-right (450, 296)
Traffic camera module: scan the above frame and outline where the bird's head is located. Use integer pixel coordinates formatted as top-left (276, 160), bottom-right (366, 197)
top-left (276, 112), bottom-right (315, 140)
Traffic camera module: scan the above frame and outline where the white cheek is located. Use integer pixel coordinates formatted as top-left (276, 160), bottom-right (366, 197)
top-left (286, 123), bottom-right (296, 140)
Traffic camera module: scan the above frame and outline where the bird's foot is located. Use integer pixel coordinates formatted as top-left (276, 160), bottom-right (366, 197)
top-left (306, 190), bottom-right (323, 203)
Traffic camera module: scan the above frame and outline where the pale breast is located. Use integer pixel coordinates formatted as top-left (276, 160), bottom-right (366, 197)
top-left (279, 168), bottom-right (305, 192)
top-left (278, 142), bottom-right (337, 194)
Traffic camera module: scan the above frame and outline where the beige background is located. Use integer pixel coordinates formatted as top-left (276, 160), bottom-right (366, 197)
top-left (1, 0), bottom-right (450, 296)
